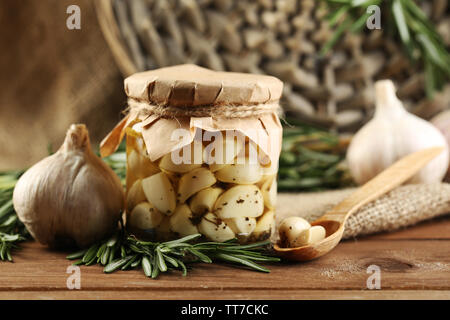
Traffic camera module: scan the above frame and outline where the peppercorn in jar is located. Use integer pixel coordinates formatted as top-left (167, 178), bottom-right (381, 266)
top-left (101, 65), bottom-right (283, 243)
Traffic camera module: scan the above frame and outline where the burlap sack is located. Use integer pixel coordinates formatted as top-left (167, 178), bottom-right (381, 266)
top-left (275, 183), bottom-right (450, 239)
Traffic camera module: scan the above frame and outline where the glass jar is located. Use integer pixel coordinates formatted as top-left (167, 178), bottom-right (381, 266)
top-left (101, 64), bottom-right (283, 243)
top-left (125, 125), bottom-right (279, 243)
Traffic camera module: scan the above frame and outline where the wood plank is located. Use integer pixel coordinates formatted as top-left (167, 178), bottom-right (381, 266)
top-left (0, 290), bottom-right (448, 300)
top-left (0, 238), bottom-right (448, 300)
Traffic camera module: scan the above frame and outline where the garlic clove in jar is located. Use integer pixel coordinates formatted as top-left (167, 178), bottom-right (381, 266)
top-left (156, 216), bottom-right (174, 241)
top-left (347, 80), bottom-right (449, 184)
top-left (169, 204), bottom-right (198, 237)
top-left (160, 169), bottom-right (182, 189)
top-left (223, 216), bottom-right (256, 236)
top-left (189, 187), bottom-right (224, 215)
top-left (13, 124), bottom-right (124, 248)
top-left (127, 149), bottom-right (160, 179)
top-left (205, 135), bottom-right (244, 172)
top-left (215, 161), bottom-right (263, 184)
top-left (209, 163), bottom-right (227, 173)
top-left (126, 179), bottom-right (147, 212)
top-left (159, 142), bottom-right (203, 173)
top-left (261, 160), bottom-right (278, 176)
top-left (177, 167), bottom-right (216, 203)
top-left (214, 185), bottom-right (264, 219)
top-left (260, 175), bottom-right (277, 209)
top-left (198, 212), bottom-right (235, 242)
top-left (141, 172), bottom-right (177, 215)
top-left (128, 202), bottom-right (164, 230)
top-left (251, 210), bottom-right (275, 240)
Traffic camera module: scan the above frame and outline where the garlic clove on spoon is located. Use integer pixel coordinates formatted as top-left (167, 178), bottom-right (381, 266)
top-left (278, 217), bottom-right (311, 248)
top-left (295, 225), bottom-right (326, 247)
top-left (13, 124), bottom-right (125, 248)
top-left (347, 80), bottom-right (449, 184)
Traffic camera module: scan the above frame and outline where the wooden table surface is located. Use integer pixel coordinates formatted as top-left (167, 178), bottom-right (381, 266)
top-left (1, 217), bottom-right (449, 300)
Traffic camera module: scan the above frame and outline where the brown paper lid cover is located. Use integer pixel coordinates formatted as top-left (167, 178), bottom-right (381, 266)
top-left (124, 64), bottom-right (283, 107)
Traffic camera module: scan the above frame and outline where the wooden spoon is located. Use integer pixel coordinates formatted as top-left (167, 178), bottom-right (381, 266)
top-left (273, 147), bottom-right (445, 261)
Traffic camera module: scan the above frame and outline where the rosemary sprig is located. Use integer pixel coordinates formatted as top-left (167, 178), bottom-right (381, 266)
top-left (321, 0), bottom-right (450, 97)
top-left (0, 171), bottom-right (29, 261)
top-left (67, 232), bottom-right (280, 279)
top-left (278, 118), bottom-right (354, 191)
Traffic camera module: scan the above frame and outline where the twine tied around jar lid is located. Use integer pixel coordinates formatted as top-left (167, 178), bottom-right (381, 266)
top-left (124, 64), bottom-right (284, 119)
top-left (126, 98), bottom-right (281, 118)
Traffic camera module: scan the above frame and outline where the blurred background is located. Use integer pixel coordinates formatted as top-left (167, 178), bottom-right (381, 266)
top-left (0, 0), bottom-right (126, 169)
top-left (1, 0), bottom-right (449, 190)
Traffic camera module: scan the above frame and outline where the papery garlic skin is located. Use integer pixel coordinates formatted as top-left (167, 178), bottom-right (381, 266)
top-left (431, 110), bottom-right (450, 181)
top-left (13, 124), bottom-right (124, 248)
top-left (347, 80), bottom-right (449, 184)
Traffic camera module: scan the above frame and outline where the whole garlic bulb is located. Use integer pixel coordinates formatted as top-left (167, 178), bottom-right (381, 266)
top-left (13, 124), bottom-right (124, 248)
top-left (347, 80), bottom-right (449, 184)
top-left (431, 110), bottom-right (450, 181)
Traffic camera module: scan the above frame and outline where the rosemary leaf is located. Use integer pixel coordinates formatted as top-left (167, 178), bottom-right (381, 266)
top-left (162, 253), bottom-right (179, 268)
top-left (231, 254), bottom-right (281, 262)
top-left (0, 243), bottom-right (6, 260)
top-left (72, 259), bottom-right (84, 266)
top-left (82, 244), bottom-right (99, 263)
top-left (187, 248), bottom-right (212, 264)
top-left (164, 233), bottom-right (202, 246)
top-left (392, 0), bottom-right (411, 46)
top-left (212, 253), bottom-right (270, 273)
top-left (101, 246), bottom-right (111, 265)
top-left (0, 199), bottom-right (13, 220)
top-left (151, 257), bottom-right (159, 279)
top-left (106, 234), bottom-right (118, 247)
top-left (97, 243), bottom-right (107, 258)
top-left (131, 257), bottom-right (142, 268)
top-left (104, 256), bottom-right (132, 273)
top-left (66, 249), bottom-right (87, 260)
top-left (122, 255), bottom-right (138, 270)
top-left (142, 256), bottom-right (152, 277)
top-left (156, 248), bottom-right (167, 272)
top-left (178, 260), bottom-right (187, 276)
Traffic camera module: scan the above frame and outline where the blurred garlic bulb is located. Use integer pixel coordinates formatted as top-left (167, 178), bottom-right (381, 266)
top-left (431, 110), bottom-right (450, 181)
top-left (347, 80), bottom-right (449, 184)
top-left (13, 124), bottom-right (124, 248)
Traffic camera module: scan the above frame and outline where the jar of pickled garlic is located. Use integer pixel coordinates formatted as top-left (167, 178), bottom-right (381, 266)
top-left (101, 64), bottom-right (283, 243)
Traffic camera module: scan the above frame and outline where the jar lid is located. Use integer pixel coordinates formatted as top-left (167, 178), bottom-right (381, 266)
top-left (124, 64), bottom-right (283, 107)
